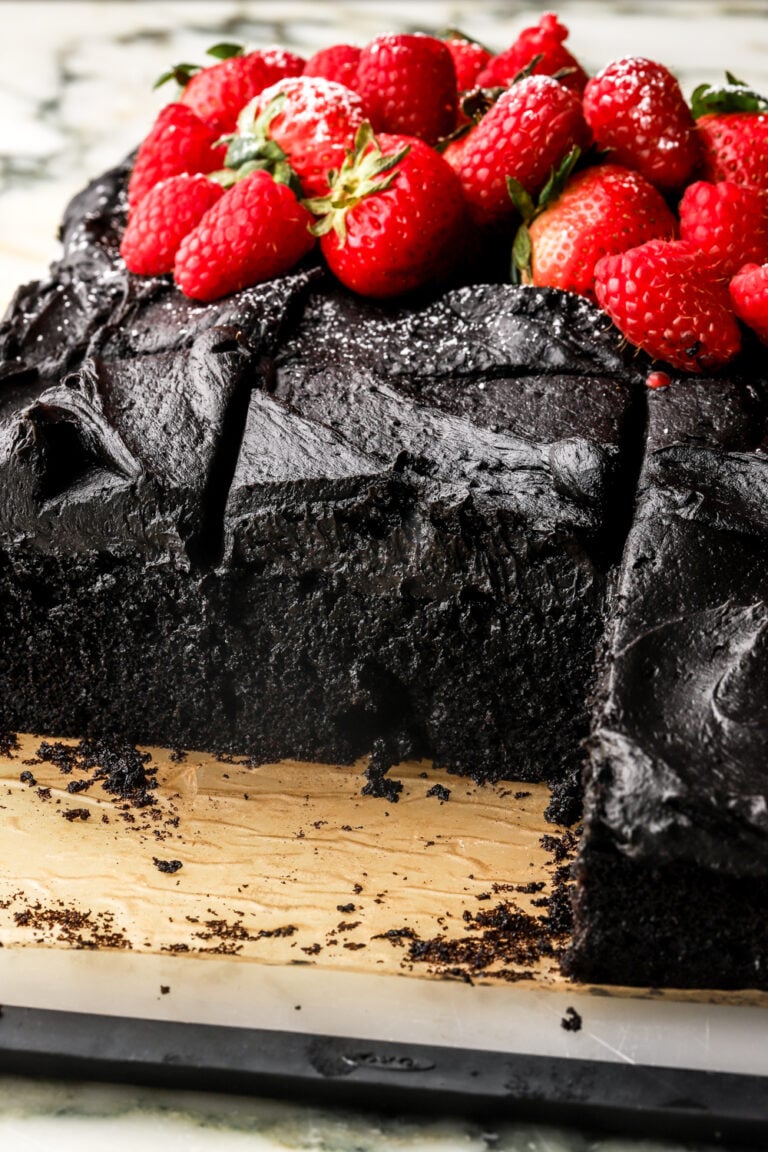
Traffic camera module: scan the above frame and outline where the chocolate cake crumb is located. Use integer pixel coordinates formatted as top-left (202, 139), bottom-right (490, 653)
top-left (513, 790), bottom-right (531, 799)
top-left (344, 942), bottom-right (366, 950)
top-left (0, 730), bottom-right (20, 758)
top-left (361, 738), bottom-right (403, 802)
top-left (561, 1006), bottom-right (582, 1032)
top-left (545, 768), bottom-right (583, 826)
top-left (426, 783), bottom-right (451, 802)
top-left (19, 770), bottom-right (36, 786)
top-left (36, 787), bottom-right (51, 800)
top-left (540, 830), bottom-right (578, 863)
top-left (301, 943), bottom-right (322, 955)
top-left (62, 808), bottom-right (90, 821)
top-left (337, 903), bottom-right (356, 913)
top-left (153, 858), bottom-right (183, 874)
top-left (160, 985), bottom-right (170, 995)
top-left (66, 779), bottom-right (91, 794)
top-left (34, 738), bottom-right (159, 808)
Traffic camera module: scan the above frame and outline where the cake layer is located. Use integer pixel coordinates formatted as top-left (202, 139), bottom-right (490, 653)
top-left (568, 376), bottom-right (768, 988)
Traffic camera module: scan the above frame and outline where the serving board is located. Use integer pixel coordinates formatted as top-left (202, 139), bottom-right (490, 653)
top-left (1, 732), bottom-right (767, 1142)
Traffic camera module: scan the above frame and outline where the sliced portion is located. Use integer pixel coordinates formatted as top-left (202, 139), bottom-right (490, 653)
top-left (568, 376), bottom-right (768, 989)
top-left (213, 283), bottom-right (642, 784)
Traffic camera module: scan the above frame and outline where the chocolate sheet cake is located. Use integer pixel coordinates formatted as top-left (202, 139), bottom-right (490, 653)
top-left (3, 156), bottom-right (768, 991)
top-left (567, 376), bottom-right (768, 989)
top-left (0, 159), bottom-right (641, 788)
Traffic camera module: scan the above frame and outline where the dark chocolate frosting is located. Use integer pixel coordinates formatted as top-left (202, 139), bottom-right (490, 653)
top-left (586, 376), bottom-right (768, 878)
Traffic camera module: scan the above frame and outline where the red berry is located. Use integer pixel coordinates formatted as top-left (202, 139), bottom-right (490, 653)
top-left (240, 76), bottom-right (367, 197)
top-left (442, 33), bottom-right (492, 92)
top-left (121, 173), bottom-right (224, 275)
top-left (583, 57), bottom-right (699, 190)
top-left (730, 262), bottom-right (768, 344)
top-left (594, 240), bottom-right (741, 373)
top-left (310, 127), bottom-right (468, 298)
top-left (679, 180), bottom-right (768, 277)
top-left (174, 170), bottom-right (315, 302)
top-left (476, 13), bottom-right (588, 96)
top-left (646, 370), bottom-right (671, 390)
top-left (526, 164), bottom-right (677, 299)
top-left (448, 75), bottom-right (589, 228)
top-left (355, 34), bottom-right (457, 145)
top-left (303, 44), bottom-right (361, 89)
top-left (127, 103), bottom-right (224, 210)
top-left (697, 112), bottom-right (768, 189)
top-left (180, 47), bottom-right (305, 135)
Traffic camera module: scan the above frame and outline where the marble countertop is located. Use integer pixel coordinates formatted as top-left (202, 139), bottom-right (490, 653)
top-left (1, 2), bottom-right (767, 1148)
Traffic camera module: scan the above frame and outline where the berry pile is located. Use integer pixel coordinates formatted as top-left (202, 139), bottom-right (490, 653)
top-left (120, 19), bottom-right (768, 374)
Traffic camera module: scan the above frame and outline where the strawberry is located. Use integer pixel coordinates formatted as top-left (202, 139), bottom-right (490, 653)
top-left (594, 240), bottom-right (742, 373)
top-left (121, 173), bottom-right (224, 275)
top-left (583, 57), bottom-right (699, 190)
top-left (127, 103), bottom-right (225, 210)
top-left (229, 76), bottom-right (367, 198)
top-left (448, 75), bottom-right (589, 228)
top-left (691, 74), bottom-right (768, 189)
top-left (174, 170), bottom-right (315, 302)
top-left (729, 263), bottom-right (768, 344)
top-left (179, 47), bottom-right (305, 135)
top-left (442, 30), bottom-right (492, 92)
top-left (679, 180), bottom-right (768, 277)
top-left (355, 34), bottom-right (457, 145)
top-left (519, 164), bottom-right (677, 300)
top-left (697, 114), bottom-right (768, 188)
top-left (476, 13), bottom-right (588, 96)
top-left (306, 124), bottom-right (468, 298)
top-left (303, 44), bottom-right (361, 89)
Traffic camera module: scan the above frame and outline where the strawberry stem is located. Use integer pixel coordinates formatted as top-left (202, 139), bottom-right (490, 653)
top-left (216, 93), bottom-right (303, 196)
top-left (303, 123), bottom-right (409, 244)
top-left (690, 72), bottom-right (768, 117)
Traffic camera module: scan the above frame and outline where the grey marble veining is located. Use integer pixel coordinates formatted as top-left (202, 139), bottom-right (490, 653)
top-left (0, 1075), bottom-right (736, 1151)
top-left (2, 0), bottom-right (768, 309)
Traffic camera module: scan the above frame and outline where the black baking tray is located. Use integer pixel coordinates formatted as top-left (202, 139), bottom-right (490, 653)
top-left (0, 1005), bottom-right (766, 1146)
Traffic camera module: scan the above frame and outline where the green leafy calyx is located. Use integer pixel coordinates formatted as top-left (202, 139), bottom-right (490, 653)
top-left (154, 42), bottom-right (245, 91)
top-left (206, 42), bottom-right (245, 61)
top-left (303, 123), bottom-right (409, 245)
top-left (212, 93), bottom-right (303, 196)
top-left (690, 72), bottom-right (768, 118)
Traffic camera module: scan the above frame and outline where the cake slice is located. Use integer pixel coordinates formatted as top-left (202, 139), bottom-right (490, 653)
top-left (212, 282), bottom-right (643, 788)
top-left (568, 375), bottom-right (768, 989)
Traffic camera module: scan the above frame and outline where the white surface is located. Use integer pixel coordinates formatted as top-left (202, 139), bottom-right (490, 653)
top-left (2, 947), bottom-right (768, 1077)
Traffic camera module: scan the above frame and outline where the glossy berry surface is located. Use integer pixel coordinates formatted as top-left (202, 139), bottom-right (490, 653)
top-left (730, 262), bottom-right (768, 344)
top-left (355, 34), bottom-right (457, 145)
top-left (121, 173), bottom-right (224, 275)
top-left (127, 103), bottom-right (224, 210)
top-left (528, 164), bottom-right (677, 299)
top-left (180, 47), bottom-right (305, 134)
top-left (595, 239), bottom-right (742, 373)
top-left (174, 170), bottom-right (315, 302)
top-left (583, 56), bottom-right (699, 190)
top-left (476, 13), bottom-right (588, 95)
top-left (450, 75), bottom-right (589, 227)
top-left (679, 179), bottom-right (768, 277)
